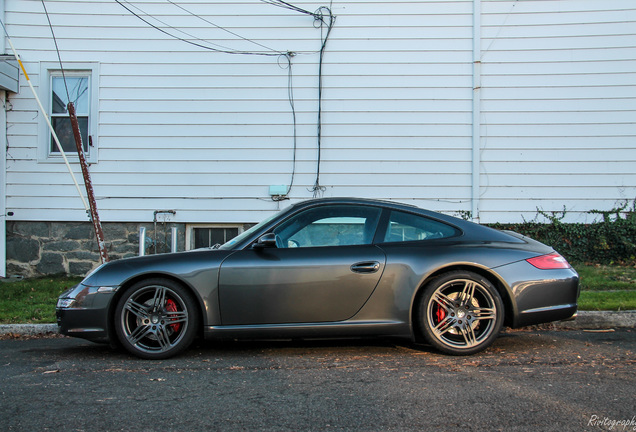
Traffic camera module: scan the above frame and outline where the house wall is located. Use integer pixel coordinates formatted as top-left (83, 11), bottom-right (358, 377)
top-left (2, 0), bottom-right (635, 275)
top-left (5, 221), bottom-right (155, 277)
top-left (479, 1), bottom-right (636, 220)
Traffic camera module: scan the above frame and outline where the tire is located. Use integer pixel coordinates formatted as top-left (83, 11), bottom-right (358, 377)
top-left (114, 278), bottom-right (199, 359)
top-left (418, 271), bottom-right (504, 355)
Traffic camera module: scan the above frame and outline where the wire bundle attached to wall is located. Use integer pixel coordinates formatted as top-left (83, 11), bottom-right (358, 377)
top-left (115, 0), bottom-right (336, 200)
top-left (262, 1), bottom-right (335, 197)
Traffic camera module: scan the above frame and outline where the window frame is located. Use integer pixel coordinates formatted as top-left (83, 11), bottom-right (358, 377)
top-left (273, 204), bottom-right (382, 248)
top-left (38, 62), bottom-right (99, 163)
top-left (375, 209), bottom-right (462, 244)
top-left (185, 224), bottom-right (245, 251)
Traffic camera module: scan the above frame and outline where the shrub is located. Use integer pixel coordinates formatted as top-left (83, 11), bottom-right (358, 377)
top-left (488, 201), bottom-right (636, 265)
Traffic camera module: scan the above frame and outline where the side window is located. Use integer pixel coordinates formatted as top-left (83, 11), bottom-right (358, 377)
top-left (38, 63), bottom-right (99, 163)
top-left (383, 210), bottom-right (459, 243)
top-left (50, 75), bottom-right (90, 154)
top-left (274, 205), bottom-right (381, 248)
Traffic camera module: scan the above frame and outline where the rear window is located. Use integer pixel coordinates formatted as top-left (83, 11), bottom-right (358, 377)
top-left (382, 210), bottom-right (459, 243)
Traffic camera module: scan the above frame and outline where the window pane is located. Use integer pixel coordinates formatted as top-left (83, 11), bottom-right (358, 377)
top-left (194, 227), bottom-right (239, 249)
top-left (50, 117), bottom-right (88, 153)
top-left (274, 205), bottom-right (381, 248)
top-left (52, 76), bottom-right (89, 114)
top-left (383, 211), bottom-right (459, 243)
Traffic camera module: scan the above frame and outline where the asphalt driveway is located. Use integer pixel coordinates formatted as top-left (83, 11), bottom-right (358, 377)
top-left (1, 328), bottom-right (634, 431)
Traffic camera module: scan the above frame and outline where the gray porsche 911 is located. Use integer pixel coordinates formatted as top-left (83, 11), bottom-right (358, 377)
top-left (57, 198), bottom-right (579, 359)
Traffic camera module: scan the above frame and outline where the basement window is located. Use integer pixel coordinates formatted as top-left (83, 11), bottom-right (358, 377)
top-left (38, 62), bottom-right (99, 163)
top-left (186, 224), bottom-right (244, 250)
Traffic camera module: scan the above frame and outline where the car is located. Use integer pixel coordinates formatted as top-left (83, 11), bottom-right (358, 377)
top-left (57, 197), bottom-right (579, 359)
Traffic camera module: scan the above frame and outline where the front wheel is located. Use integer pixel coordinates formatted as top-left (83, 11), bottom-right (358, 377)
top-left (114, 278), bottom-right (199, 359)
top-left (418, 271), bottom-right (504, 355)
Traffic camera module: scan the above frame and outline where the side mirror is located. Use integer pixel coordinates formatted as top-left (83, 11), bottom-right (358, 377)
top-left (253, 233), bottom-right (278, 249)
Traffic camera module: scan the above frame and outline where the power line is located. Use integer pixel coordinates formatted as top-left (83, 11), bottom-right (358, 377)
top-left (165, 0), bottom-right (283, 55)
top-left (260, 0), bottom-right (317, 17)
top-left (115, 0), bottom-right (336, 199)
top-left (115, 0), bottom-right (280, 57)
top-left (41, 0), bottom-right (70, 103)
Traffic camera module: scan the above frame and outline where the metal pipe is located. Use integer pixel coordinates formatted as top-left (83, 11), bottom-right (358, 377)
top-left (139, 227), bottom-right (146, 256)
top-left (171, 227), bottom-right (178, 253)
top-left (471, 0), bottom-right (482, 223)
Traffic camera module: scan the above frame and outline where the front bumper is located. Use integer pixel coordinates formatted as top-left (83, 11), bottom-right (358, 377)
top-left (56, 283), bottom-right (117, 343)
top-left (56, 307), bottom-right (110, 342)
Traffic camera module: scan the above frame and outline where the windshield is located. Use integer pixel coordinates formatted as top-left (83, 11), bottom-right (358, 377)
top-left (218, 211), bottom-right (281, 250)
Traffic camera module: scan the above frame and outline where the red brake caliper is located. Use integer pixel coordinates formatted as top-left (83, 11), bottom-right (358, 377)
top-left (435, 305), bottom-right (446, 324)
top-left (166, 299), bottom-right (181, 333)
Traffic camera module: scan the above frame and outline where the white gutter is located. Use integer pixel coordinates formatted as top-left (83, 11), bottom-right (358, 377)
top-left (471, 0), bottom-right (481, 222)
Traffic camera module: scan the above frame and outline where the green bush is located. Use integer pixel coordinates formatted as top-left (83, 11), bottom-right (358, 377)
top-left (488, 201), bottom-right (636, 265)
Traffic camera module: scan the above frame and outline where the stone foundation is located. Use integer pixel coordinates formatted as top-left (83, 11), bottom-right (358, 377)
top-left (6, 221), bottom-right (186, 278)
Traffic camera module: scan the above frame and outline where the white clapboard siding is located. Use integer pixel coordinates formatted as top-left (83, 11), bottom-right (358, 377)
top-left (3, 0), bottom-right (635, 225)
top-left (479, 0), bottom-right (636, 222)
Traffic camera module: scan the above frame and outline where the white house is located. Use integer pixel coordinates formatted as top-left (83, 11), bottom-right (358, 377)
top-left (1, 0), bottom-right (635, 276)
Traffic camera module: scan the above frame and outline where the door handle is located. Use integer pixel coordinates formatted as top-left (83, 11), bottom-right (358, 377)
top-left (350, 261), bottom-right (381, 273)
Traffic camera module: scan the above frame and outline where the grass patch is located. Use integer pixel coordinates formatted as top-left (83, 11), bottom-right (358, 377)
top-left (578, 291), bottom-right (636, 311)
top-left (574, 264), bottom-right (636, 291)
top-left (0, 277), bottom-right (81, 324)
top-left (572, 264), bottom-right (636, 310)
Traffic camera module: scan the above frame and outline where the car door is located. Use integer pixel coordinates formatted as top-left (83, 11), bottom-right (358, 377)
top-left (218, 204), bottom-right (386, 325)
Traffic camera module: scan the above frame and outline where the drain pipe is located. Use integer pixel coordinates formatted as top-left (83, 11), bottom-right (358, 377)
top-left (471, 0), bottom-right (482, 223)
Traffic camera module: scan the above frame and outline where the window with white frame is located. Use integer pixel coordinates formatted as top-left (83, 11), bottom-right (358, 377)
top-left (186, 224), bottom-right (244, 250)
top-left (39, 63), bottom-right (99, 163)
top-left (50, 74), bottom-right (90, 154)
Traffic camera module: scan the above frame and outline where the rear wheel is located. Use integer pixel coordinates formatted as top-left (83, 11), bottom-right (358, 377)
top-left (418, 271), bottom-right (503, 355)
top-left (114, 278), bottom-right (199, 359)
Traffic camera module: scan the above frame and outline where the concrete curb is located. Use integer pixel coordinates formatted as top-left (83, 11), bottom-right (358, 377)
top-left (0, 323), bottom-right (58, 336)
top-left (0, 311), bottom-right (634, 337)
top-left (551, 310), bottom-right (636, 330)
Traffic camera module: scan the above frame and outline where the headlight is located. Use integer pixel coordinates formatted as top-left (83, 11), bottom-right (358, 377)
top-left (57, 298), bottom-right (75, 308)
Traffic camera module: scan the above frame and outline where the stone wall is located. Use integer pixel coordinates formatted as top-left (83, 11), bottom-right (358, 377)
top-left (6, 221), bottom-right (186, 278)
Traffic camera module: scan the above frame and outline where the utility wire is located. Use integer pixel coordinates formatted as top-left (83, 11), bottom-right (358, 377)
top-left (165, 0), bottom-right (283, 55)
top-left (41, 0), bottom-right (70, 103)
top-left (279, 53), bottom-right (297, 197)
top-left (115, 0), bottom-right (280, 57)
top-left (311, 6), bottom-right (335, 197)
top-left (261, 1), bottom-right (336, 197)
top-left (260, 0), bottom-right (314, 16)
top-left (115, 0), bottom-right (335, 199)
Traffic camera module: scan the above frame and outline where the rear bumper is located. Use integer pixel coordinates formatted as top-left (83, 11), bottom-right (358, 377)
top-left (493, 260), bottom-right (580, 328)
top-left (515, 303), bottom-right (578, 327)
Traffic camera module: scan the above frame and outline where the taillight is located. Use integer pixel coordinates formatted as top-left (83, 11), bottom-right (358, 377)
top-left (526, 252), bottom-right (571, 269)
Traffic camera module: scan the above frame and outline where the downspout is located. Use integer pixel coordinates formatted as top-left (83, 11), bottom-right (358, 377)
top-left (471, 0), bottom-right (481, 223)
top-left (0, 90), bottom-right (5, 278)
top-left (0, 0), bottom-right (6, 277)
